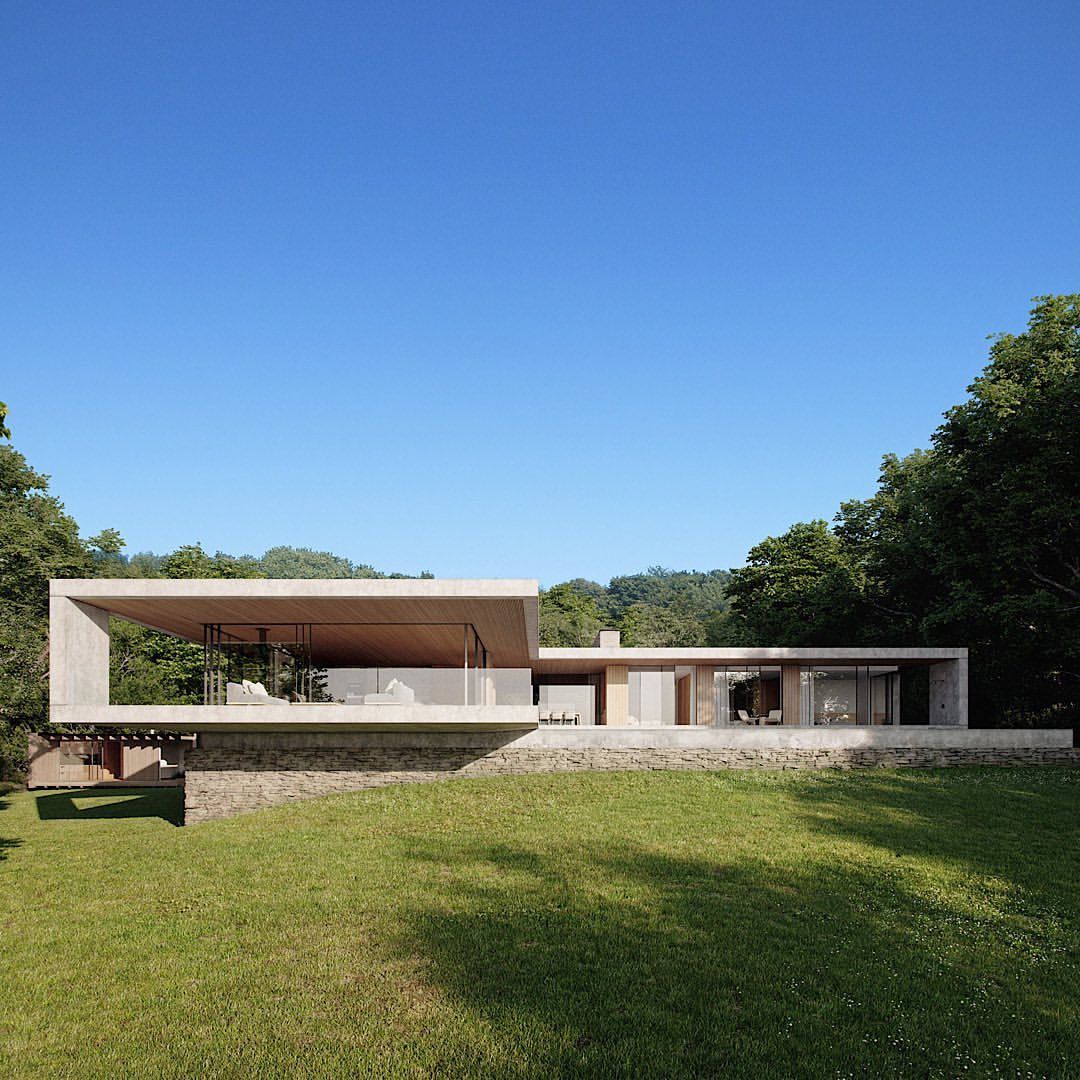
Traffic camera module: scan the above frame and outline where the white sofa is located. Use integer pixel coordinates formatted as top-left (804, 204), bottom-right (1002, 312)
top-left (344, 678), bottom-right (416, 706)
top-left (226, 680), bottom-right (289, 705)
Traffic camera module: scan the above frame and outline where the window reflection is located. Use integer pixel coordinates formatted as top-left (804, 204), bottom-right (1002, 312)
top-left (713, 667), bottom-right (782, 725)
top-left (800, 667), bottom-right (899, 725)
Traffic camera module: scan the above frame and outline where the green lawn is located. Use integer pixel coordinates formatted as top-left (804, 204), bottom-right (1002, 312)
top-left (1, 769), bottom-right (1077, 1079)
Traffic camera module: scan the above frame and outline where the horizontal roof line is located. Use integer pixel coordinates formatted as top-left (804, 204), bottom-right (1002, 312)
top-left (51, 578), bottom-right (539, 599)
top-left (539, 647), bottom-right (967, 659)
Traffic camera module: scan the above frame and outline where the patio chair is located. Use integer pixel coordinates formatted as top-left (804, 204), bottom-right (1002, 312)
top-left (736, 709), bottom-right (756, 725)
top-left (764, 709), bottom-right (783, 725)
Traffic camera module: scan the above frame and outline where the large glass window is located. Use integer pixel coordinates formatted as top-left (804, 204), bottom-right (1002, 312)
top-left (802, 668), bottom-right (858, 725)
top-left (202, 621), bottom-right (509, 706)
top-left (714, 667), bottom-right (782, 725)
top-left (628, 667), bottom-right (675, 726)
top-left (869, 667), bottom-right (899, 724)
top-left (535, 676), bottom-right (599, 726)
top-left (801, 667), bottom-right (899, 725)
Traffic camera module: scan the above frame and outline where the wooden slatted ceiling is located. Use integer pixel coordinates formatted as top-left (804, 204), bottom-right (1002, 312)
top-left (92, 595), bottom-right (532, 666)
top-left (306, 625), bottom-right (471, 668)
top-left (207, 623), bottom-right (475, 668)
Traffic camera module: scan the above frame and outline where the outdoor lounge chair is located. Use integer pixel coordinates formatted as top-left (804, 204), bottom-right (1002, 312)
top-left (764, 709), bottom-right (783, 724)
top-left (736, 709), bottom-right (756, 725)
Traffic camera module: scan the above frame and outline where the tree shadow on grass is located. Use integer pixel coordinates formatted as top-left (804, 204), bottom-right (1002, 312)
top-left (394, 820), bottom-right (1077, 1077)
top-left (0, 793), bottom-right (24, 860)
top-left (34, 787), bottom-right (183, 826)
top-left (781, 768), bottom-right (1080, 912)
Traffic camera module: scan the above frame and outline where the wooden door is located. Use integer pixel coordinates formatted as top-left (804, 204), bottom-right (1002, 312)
top-left (102, 741), bottom-right (122, 780)
top-left (676, 675), bottom-right (691, 726)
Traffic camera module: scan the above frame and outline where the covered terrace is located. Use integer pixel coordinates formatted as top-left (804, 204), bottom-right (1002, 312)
top-left (49, 578), bottom-right (541, 732)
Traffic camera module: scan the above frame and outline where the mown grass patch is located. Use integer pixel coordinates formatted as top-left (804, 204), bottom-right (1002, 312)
top-left (1, 768), bottom-right (1077, 1078)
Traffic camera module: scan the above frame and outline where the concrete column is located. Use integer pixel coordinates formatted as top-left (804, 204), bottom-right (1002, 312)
top-left (929, 657), bottom-right (968, 727)
top-left (695, 666), bottom-right (715, 726)
top-left (605, 665), bottom-right (628, 727)
top-left (49, 596), bottom-right (110, 711)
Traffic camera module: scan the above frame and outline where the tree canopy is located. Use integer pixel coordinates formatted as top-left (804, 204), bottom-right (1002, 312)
top-left (0, 414), bottom-right (96, 773)
top-left (718, 295), bottom-right (1080, 724)
top-left (260, 546), bottom-right (383, 579)
top-left (0, 295), bottom-right (1076, 780)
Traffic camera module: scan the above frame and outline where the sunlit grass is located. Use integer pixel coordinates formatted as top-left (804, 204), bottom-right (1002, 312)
top-left (1, 768), bottom-right (1077, 1078)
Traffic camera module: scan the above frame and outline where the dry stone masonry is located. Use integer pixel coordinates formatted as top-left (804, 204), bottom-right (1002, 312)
top-left (183, 729), bottom-right (1079, 823)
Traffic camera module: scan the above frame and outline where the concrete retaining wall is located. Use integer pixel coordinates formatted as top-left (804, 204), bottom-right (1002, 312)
top-left (183, 727), bottom-right (1079, 823)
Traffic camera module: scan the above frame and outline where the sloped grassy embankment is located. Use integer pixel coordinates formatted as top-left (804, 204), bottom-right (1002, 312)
top-left (1, 767), bottom-right (1077, 1077)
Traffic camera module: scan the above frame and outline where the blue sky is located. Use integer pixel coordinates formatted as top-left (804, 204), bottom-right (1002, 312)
top-left (2, 2), bottom-right (1077, 585)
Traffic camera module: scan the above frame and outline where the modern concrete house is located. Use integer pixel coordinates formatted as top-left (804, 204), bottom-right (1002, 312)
top-left (49, 578), bottom-right (1076, 822)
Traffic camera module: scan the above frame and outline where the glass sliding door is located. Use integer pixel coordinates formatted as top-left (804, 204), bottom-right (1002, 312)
top-left (713, 667), bottom-right (782, 725)
top-left (725, 665), bottom-right (760, 725)
top-left (869, 667), bottom-right (900, 724)
top-left (535, 676), bottom-right (599, 726)
top-left (801, 668), bottom-right (858, 724)
top-left (800, 666), bottom-right (900, 725)
top-left (627, 668), bottom-right (675, 726)
top-left (760, 667), bottom-right (781, 719)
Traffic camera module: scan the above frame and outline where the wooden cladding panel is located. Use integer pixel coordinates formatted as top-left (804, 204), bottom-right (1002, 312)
top-left (122, 745), bottom-right (161, 782)
top-left (782, 665), bottom-right (802, 725)
top-left (27, 734), bottom-right (61, 786)
top-left (695, 666), bottom-right (715, 726)
top-left (605, 665), bottom-right (629, 727)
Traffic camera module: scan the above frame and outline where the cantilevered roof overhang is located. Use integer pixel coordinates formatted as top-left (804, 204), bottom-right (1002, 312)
top-left (52, 578), bottom-right (541, 667)
top-left (535, 646), bottom-right (967, 674)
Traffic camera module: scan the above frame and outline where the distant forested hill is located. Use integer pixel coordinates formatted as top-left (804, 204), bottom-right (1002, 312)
top-left (539, 569), bottom-right (731, 647)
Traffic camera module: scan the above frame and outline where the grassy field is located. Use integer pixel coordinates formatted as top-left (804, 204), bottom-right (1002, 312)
top-left (1, 768), bottom-right (1077, 1079)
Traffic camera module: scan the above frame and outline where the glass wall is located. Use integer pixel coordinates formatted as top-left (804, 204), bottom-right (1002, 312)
top-left (869, 667), bottom-right (900, 724)
top-left (203, 621), bottom-right (508, 706)
top-left (205, 624), bottom-right (315, 703)
top-left (535, 676), bottom-right (599, 725)
top-left (628, 667), bottom-right (676, 726)
top-left (801, 667), bottom-right (859, 725)
top-left (325, 667), bottom-right (532, 706)
top-left (800, 667), bottom-right (899, 725)
top-left (714, 667), bottom-right (782, 725)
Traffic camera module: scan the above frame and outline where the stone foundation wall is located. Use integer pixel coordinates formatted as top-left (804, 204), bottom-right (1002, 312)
top-left (184, 732), bottom-right (1080, 823)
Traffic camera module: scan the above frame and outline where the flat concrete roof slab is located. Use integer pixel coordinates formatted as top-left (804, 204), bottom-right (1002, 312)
top-left (537, 646), bottom-right (967, 672)
top-left (52, 578), bottom-right (540, 665)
